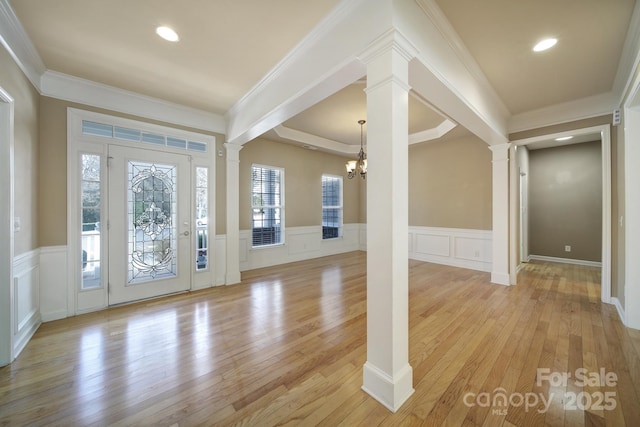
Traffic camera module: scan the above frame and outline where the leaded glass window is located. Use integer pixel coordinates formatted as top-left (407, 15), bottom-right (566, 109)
top-left (322, 175), bottom-right (342, 239)
top-left (251, 165), bottom-right (284, 247)
top-left (128, 161), bottom-right (178, 283)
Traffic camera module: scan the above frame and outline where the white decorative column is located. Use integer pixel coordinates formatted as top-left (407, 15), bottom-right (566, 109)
top-left (224, 143), bottom-right (242, 285)
top-left (360, 32), bottom-right (415, 412)
top-left (490, 143), bottom-right (510, 285)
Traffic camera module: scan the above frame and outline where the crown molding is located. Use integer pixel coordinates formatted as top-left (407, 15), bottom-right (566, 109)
top-left (409, 119), bottom-right (456, 145)
top-left (0, 0), bottom-right (45, 91)
top-left (274, 118), bottom-right (456, 154)
top-left (0, 0), bottom-right (225, 134)
top-left (41, 70), bottom-right (226, 134)
top-left (613, 0), bottom-right (640, 105)
top-left (414, 0), bottom-right (510, 119)
top-left (507, 92), bottom-right (617, 134)
top-left (226, 0), bottom-right (364, 121)
top-left (273, 125), bottom-right (359, 155)
top-left (407, 0), bottom-right (508, 145)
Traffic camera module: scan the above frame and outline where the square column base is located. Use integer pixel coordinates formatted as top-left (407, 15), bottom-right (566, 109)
top-left (491, 271), bottom-right (510, 286)
top-left (362, 362), bottom-right (414, 412)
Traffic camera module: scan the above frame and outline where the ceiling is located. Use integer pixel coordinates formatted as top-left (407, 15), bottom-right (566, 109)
top-left (7, 0), bottom-right (638, 152)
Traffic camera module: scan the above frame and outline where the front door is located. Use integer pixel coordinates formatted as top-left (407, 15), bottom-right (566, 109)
top-left (108, 145), bottom-right (192, 305)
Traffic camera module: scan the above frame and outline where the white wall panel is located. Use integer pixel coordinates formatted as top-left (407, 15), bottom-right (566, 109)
top-left (415, 233), bottom-right (450, 257)
top-left (12, 249), bottom-right (40, 358)
top-left (409, 226), bottom-right (492, 272)
top-left (39, 246), bottom-right (68, 321)
top-left (239, 224), bottom-right (362, 272)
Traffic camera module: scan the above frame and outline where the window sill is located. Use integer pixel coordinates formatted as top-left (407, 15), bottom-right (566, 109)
top-left (250, 243), bottom-right (286, 250)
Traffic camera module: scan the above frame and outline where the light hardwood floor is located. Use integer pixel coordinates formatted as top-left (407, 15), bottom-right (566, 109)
top-left (1, 252), bottom-right (639, 426)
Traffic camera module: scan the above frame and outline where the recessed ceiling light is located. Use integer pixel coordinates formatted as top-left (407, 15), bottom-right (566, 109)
top-left (555, 136), bottom-right (573, 141)
top-left (156, 26), bottom-right (179, 42)
top-left (533, 38), bottom-right (557, 52)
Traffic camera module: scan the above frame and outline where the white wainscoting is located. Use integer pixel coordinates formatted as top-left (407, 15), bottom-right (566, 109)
top-left (214, 235), bottom-right (226, 286)
top-left (12, 249), bottom-right (41, 358)
top-left (39, 246), bottom-right (68, 322)
top-left (408, 226), bottom-right (493, 272)
top-left (239, 224), bottom-right (361, 272)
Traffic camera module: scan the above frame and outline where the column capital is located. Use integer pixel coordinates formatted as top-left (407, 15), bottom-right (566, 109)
top-left (358, 29), bottom-right (418, 66)
top-left (489, 143), bottom-right (511, 162)
top-left (224, 143), bottom-right (243, 162)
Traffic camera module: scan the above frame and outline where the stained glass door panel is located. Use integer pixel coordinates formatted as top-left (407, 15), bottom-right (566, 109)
top-left (108, 146), bottom-right (191, 305)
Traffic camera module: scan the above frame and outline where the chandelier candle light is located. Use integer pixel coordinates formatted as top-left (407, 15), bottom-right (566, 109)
top-left (346, 119), bottom-right (367, 179)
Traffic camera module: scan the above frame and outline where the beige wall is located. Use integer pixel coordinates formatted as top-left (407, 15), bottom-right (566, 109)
top-left (1, 45), bottom-right (39, 255)
top-left (408, 134), bottom-right (492, 230)
top-left (510, 115), bottom-right (622, 299)
top-left (38, 96), bottom-right (227, 247)
top-left (239, 138), bottom-right (360, 229)
top-left (528, 141), bottom-right (602, 261)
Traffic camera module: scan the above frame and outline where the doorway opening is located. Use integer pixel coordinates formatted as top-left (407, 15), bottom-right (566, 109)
top-left (509, 124), bottom-right (611, 304)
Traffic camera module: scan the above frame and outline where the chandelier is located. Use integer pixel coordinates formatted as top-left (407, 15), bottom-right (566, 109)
top-left (346, 119), bottom-right (367, 179)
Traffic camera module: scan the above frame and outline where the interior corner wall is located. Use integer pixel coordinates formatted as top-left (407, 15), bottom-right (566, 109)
top-left (238, 138), bottom-right (360, 230)
top-left (0, 44), bottom-right (39, 256)
top-left (408, 134), bottom-right (492, 230)
top-left (528, 141), bottom-right (602, 262)
top-left (38, 96), bottom-right (228, 248)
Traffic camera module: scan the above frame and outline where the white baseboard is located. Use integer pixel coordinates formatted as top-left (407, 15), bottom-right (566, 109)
top-left (491, 272), bottom-right (510, 286)
top-left (528, 254), bottom-right (602, 267)
top-left (611, 297), bottom-right (626, 325)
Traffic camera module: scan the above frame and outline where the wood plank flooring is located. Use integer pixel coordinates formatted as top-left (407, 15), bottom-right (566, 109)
top-left (1, 252), bottom-right (639, 426)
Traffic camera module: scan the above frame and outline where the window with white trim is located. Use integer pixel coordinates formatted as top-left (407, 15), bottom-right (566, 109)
top-left (322, 175), bottom-right (342, 239)
top-left (81, 153), bottom-right (103, 289)
top-left (195, 167), bottom-right (209, 270)
top-left (251, 165), bottom-right (284, 247)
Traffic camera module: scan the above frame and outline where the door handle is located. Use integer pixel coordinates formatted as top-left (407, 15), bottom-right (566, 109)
top-left (182, 231), bottom-right (190, 236)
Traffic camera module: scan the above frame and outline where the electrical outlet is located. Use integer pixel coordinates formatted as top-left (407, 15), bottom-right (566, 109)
top-left (564, 245), bottom-right (571, 252)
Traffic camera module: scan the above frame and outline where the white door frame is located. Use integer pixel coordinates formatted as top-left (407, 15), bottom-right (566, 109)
top-left (509, 124), bottom-right (612, 304)
top-left (0, 86), bottom-right (15, 366)
top-left (67, 108), bottom-right (216, 315)
top-left (519, 167), bottom-right (528, 263)
top-left (623, 79), bottom-right (640, 329)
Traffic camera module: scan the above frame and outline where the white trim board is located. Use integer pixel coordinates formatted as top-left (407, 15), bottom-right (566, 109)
top-left (528, 255), bottom-right (602, 268)
top-left (611, 297), bottom-right (626, 327)
top-left (0, 86), bottom-right (14, 367)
